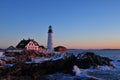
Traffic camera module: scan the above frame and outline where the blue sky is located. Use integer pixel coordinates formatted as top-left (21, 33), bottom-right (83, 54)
top-left (0, 0), bottom-right (120, 49)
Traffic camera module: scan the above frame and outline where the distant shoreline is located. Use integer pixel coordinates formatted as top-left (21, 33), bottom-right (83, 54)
top-left (68, 49), bottom-right (120, 50)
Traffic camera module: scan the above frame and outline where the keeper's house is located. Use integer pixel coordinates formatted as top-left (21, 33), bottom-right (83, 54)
top-left (16, 39), bottom-right (44, 51)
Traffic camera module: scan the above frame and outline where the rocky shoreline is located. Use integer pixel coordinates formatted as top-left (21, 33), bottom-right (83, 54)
top-left (0, 52), bottom-right (115, 80)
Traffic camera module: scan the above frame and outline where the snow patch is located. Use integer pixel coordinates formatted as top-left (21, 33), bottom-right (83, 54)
top-left (0, 52), bottom-right (4, 57)
top-left (32, 57), bottom-right (49, 63)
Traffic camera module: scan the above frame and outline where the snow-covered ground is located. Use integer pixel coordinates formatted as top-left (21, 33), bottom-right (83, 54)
top-left (1, 50), bottom-right (120, 80)
top-left (31, 57), bottom-right (50, 63)
top-left (0, 52), bottom-right (4, 57)
top-left (31, 53), bottom-right (65, 63)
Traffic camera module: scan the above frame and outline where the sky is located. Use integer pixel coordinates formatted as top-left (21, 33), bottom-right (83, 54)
top-left (0, 0), bottom-right (120, 49)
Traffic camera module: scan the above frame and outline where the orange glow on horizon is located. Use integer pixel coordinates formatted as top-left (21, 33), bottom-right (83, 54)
top-left (63, 41), bottom-right (120, 49)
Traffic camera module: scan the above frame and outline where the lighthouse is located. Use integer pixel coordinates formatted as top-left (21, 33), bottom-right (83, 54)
top-left (47, 25), bottom-right (54, 52)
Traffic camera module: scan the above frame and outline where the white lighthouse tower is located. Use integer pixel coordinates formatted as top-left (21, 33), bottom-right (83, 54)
top-left (47, 25), bottom-right (54, 52)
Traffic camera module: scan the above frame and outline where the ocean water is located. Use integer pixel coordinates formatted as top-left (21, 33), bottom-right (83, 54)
top-left (68, 49), bottom-right (120, 80)
top-left (68, 49), bottom-right (120, 59)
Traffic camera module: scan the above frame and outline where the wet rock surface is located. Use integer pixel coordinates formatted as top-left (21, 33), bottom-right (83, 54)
top-left (76, 52), bottom-right (114, 69)
top-left (0, 52), bottom-right (114, 80)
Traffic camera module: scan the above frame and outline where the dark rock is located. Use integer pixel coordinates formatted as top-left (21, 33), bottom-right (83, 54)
top-left (76, 52), bottom-right (114, 69)
top-left (117, 60), bottom-right (120, 62)
top-left (0, 55), bottom-right (76, 79)
top-left (0, 52), bottom-right (114, 79)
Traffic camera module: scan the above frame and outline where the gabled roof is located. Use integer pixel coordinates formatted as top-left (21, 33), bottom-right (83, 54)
top-left (16, 39), bottom-right (40, 49)
top-left (6, 46), bottom-right (16, 50)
